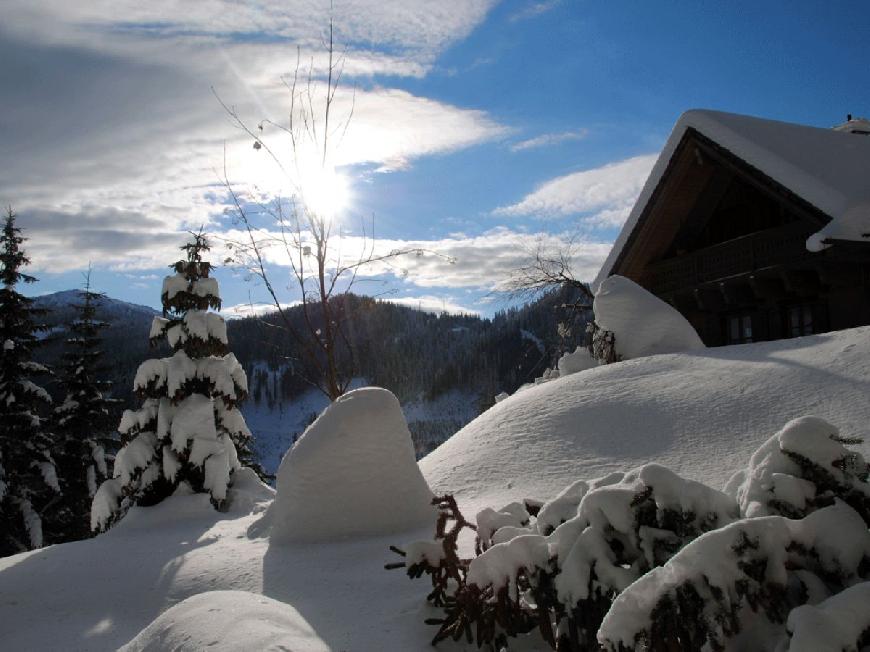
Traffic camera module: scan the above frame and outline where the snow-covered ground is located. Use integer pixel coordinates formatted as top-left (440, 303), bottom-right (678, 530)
top-left (423, 326), bottom-right (870, 514)
top-left (2, 327), bottom-right (870, 650)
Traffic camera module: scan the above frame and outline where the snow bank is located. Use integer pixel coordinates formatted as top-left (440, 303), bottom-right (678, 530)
top-left (119, 590), bottom-right (326, 652)
top-left (557, 346), bottom-right (597, 376)
top-left (267, 387), bottom-right (435, 543)
top-left (593, 275), bottom-right (705, 360)
top-left (421, 326), bottom-right (870, 513)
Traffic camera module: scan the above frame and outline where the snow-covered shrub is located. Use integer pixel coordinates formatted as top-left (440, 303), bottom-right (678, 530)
top-left (592, 275), bottom-right (705, 361)
top-left (391, 464), bottom-right (736, 650)
top-left (727, 415), bottom-right (870, 524)
top-left (597, 416), bottom-right (870, 652)
top-left (598, 504), bottom-right (870, 651)
top-left (91, 234), bottom-right (256, 532)
top-left (781, 580), bottom-right (870, 652)
top-left (394, 415), bottom-right (870, 651)
top-left (586, 320), bottom-right (620, 365)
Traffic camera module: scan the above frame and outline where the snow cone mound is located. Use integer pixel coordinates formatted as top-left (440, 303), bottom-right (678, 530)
top-left (119, 591), bottom-right (326, 652)
top-left (594, 275), bottom-right (705, 359)
top-left (267, 387), bottom-right (435, 543)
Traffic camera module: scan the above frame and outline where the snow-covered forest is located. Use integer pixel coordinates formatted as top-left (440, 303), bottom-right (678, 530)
top-left (30, 279), bottom-right (591, 468)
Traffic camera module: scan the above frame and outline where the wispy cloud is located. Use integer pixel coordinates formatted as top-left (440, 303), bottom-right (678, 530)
top-left (216, 226), bottom-right (611, 290)
top-left (4, 0), bottom-right (498, 74)
top-left (510, 129), bottom-right (588, 152)
top-left (385, 295), bottom-right (480, 316)
top-left (509, 0), bottom-right (562, 22)
top-left (220, 300), bottom-right (301, 319)
top-left (493, 154), bottom-right (657, 226)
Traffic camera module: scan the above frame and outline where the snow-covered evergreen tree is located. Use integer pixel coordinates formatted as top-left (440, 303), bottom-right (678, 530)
top-left (49, 271), bottom-right (115, 542)
top-left (91, 233), bottom-right (255, 531)
top-left (0, 208), bottom-right (59, 555)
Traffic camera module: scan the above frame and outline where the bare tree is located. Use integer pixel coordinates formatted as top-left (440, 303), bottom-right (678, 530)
top-left (215, 18), bottom-right (447, 400)
top-left (501, 238), bottom-right (595, 307)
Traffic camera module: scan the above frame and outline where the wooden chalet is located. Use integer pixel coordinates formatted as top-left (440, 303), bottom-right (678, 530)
top-left (595, 110), bottom-right (870, 346)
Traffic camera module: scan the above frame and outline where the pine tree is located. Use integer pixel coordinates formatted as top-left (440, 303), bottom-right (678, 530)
top-left (91, 233), bottom-right (256, 531)
top-left (49, 270), bottom-right (115, 542)
top-left (0, 207), bottom-right (59, 555)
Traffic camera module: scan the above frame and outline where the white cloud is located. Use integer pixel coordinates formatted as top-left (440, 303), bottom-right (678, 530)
top-left (231, 87), bottom-right (509, 179)
top-left (17, 210), bottom-right (611, 293)
top-left (385, 295), bottom-right (480, 316)
top-left (221, 300), bottom-right (301, 319)
top-left (0, 2), bottom-right (508, 270)
top-left (12, 206), bottom-right (187, 273)
top-left (509, 0), bottom-right (562, 22)
top-left (217, 226), bottom-right (611, 290)
top-left (4, 0), bottom-right (497, 73)
top-left (510, 129), bottom-right (588, 152)
top-left (493, 154), bottom-right (656, 226)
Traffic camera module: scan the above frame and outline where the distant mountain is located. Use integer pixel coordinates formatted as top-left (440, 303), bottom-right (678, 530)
top-left (34, 290), bottom-right (159, 320)
top-left (29, 286), bottom-right (591, 473)
top-left (32, 291), bottom-right (161, 410)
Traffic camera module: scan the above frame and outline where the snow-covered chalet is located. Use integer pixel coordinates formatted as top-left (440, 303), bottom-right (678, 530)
top-left (596, 110), bottom-right (870, 346)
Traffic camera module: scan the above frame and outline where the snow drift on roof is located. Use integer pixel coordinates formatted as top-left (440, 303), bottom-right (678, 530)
top-left (595, 109), bottom-right (870, 287)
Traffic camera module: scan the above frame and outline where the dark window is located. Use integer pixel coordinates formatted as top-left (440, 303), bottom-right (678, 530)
top-left (726, 313), bottom-right (753, 344)
top-left (787, 304), bottom-right (814, 337)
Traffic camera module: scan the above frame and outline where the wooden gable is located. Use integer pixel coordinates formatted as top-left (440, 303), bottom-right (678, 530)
top-left (607, 129), bottom-right (870, 346)
top-left (610, 128), bottom-right (830, 289)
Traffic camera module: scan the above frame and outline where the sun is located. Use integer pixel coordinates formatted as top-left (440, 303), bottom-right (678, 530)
top-left (236, 140), bottom-right (352, 223)
top-left (299, 164), bottom-right (351, 222)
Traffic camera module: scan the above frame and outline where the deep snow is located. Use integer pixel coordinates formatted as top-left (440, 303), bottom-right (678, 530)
top-left (2, 327), bottom-right (870, 650)
top-left (593, 275), bottom-right (705, 360)
top-left (421, 326), bottom-right (870, 513)
top-left (119, 591), bottom-right (326, 651)
top-left (265, 388), bottom-right (435, 543)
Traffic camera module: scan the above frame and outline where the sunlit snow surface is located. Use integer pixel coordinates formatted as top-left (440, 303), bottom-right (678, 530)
top-left (1, 327), bottom-right (869, 650)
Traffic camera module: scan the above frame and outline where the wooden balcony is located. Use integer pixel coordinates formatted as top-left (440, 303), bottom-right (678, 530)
top-left (646, 224), bottom-right (813, 295)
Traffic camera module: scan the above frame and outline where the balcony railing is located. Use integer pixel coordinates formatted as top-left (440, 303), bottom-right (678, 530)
top-left (646, 224), bottom-right (813, 295)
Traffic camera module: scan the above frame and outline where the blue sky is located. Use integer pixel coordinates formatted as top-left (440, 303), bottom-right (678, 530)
top-left (2, 0), bottom-right (868, 316)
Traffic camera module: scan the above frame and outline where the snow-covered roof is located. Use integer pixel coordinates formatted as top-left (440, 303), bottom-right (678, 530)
top-left (595, 109), bottom-right (870, 288)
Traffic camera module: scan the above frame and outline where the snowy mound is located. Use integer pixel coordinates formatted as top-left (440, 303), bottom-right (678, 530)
top-left (557, 346), bottom-right (597, 376)
top-left (120, 591), bottom-right (326, 652)
top-left (267, 387), bottom-right (435, 543)
top-left (421, 327), bottom-right (870, 512)
top-left (594, 275), bottom-right (705, 359)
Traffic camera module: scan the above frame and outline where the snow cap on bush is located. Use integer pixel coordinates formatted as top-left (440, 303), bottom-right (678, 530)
top-left (593, 275), bottom-right (705, 360)
top-left (728, 415), bottom-right (870, 522)
top-left (598, 504), bottom-right (870, 651)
